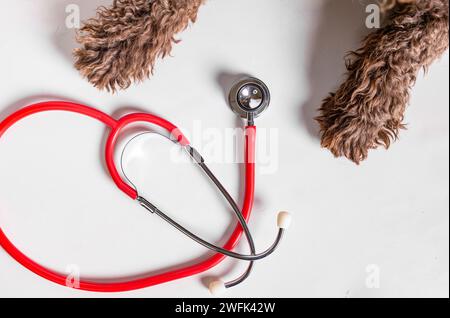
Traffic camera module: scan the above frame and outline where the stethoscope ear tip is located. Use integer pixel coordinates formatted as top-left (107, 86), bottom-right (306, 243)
top-left (277, 211), bottom-right (292, 229)
top-left (208, 279), bottom-right (227, 296)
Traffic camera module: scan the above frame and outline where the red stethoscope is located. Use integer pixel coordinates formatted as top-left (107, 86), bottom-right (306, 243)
top-left (0, 77), bottom-right (291, 294)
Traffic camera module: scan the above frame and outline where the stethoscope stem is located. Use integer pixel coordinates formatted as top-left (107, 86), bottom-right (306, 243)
top-left (194, 152), bottom-right (257, 288)
top-left (138, 195), bottom-right (285, 261)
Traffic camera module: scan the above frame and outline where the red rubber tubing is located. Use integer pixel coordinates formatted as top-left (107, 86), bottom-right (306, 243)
top-left (105, 112), bottom-right (190, 199)
top-left (0, 101), bottom-right (256, 292)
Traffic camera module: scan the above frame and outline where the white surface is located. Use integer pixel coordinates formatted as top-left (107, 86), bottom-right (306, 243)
top-left (0, 0), bottom-right (448, 298)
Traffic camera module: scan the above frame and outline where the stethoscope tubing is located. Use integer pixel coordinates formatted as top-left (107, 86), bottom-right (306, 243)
top-left (0, 101), bottom-right (257, 292)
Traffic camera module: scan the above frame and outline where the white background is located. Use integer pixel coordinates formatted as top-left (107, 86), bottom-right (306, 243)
top-left (0, 0), bottom-right (448, 298)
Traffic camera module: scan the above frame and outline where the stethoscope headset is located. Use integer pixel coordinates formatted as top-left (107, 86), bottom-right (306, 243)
top-left (0, 77), bottom-right (291, 295)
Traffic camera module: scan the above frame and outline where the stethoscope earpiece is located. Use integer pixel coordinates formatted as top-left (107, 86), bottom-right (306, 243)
top-left (277, 211), bottom-right (292, 229)
top-left (208, 211), bottom-right (292, 296)
top-left (208, 279), bottom-right (227, 296)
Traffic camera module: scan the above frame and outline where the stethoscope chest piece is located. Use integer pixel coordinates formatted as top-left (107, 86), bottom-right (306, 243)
top-left (228, 77), bottom-right (270, 122)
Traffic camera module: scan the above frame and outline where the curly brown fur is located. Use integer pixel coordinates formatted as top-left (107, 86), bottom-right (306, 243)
top-left (73, 0), bottom-right (205, 92)
top-left (316, 0), bottom-right (449, 164)
top-left (380, 0), bottom-right (416, 11)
